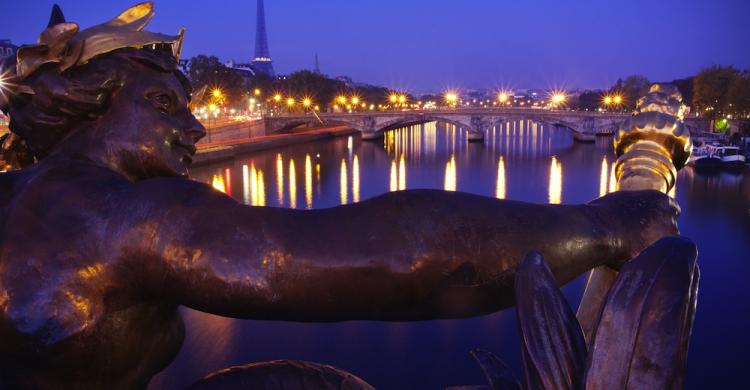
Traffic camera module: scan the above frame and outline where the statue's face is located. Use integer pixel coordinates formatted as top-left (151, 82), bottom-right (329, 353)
top-left (101, 65), bottom-right (206, 179)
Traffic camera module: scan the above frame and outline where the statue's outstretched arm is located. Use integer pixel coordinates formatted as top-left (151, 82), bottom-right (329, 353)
top-left (123, 178), bottom-right (676, 321)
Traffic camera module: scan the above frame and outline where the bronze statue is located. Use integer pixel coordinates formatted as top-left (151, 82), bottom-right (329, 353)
top-left (0, 4), bottom-right (689, 389)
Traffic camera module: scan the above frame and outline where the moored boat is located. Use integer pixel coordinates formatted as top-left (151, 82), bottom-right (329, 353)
top-left (694, 145), bottom-right (722, 173)
top-left (687, 145), bottom-right (707, 167)
top-left (715, 146), bottom-right (746, 172)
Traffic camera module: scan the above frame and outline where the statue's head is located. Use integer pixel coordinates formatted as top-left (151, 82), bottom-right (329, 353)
top-left (0, 2), bottom-right (206, 179)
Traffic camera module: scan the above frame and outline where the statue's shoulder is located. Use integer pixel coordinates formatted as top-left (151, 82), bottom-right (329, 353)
top-left (0, 161), bottom-right (130, 222)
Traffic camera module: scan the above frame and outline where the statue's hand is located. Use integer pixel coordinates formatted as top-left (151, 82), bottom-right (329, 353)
top-left (590, 190), bottom-right (680, 268)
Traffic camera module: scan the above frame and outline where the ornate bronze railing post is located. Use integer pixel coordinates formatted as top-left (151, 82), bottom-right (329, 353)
top-left (577, 84), bottom-right (692, 341)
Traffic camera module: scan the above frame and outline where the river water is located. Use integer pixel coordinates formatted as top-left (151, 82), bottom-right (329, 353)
top-left (150, 120), bottom-right (750, 389)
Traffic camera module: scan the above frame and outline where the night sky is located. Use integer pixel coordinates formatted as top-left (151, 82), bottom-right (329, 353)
top-left (3, 0), bottom-right (750, 91)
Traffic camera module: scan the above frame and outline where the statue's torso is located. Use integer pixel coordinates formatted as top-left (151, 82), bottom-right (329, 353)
top-left (0, 162), bottom-right (185, 389)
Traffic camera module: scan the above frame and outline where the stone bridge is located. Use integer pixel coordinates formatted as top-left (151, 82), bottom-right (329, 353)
top-left (260, 109), bottom-right (710, 143)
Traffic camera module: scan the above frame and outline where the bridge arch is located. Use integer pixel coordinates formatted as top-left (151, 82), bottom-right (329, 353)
top-left (373, 115), bottom-right (474, 135)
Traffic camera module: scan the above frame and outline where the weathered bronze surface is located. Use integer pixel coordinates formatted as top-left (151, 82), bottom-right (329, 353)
top-left (186, 360), bottom-right (375, 390)
top-left (456, 238), bottom-right (699, 390)
top-left (0, 4), bottom-right (687, 389)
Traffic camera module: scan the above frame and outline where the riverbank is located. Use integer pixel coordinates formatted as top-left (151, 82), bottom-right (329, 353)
top-left (194, 125), bottom-right (357, 166)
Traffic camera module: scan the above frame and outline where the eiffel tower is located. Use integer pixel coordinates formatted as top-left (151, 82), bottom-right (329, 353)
top-left (251, 0), bottom-right (275, 77)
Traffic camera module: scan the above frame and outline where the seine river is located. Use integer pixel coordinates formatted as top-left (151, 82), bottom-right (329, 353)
top-left (150, 121), bottom-right (750, 389)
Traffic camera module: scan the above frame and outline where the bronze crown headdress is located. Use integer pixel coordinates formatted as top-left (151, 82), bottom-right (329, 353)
top-left (0, 2), bottom-right (185, 111)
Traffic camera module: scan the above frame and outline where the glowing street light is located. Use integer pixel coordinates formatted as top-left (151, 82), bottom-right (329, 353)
top-left (254, 88), bottom-right (261, 96)
top-left (498, 92), bottom-right (509, 103)
top-left (603, 95), bottom-right (613, 105)
top-left (351, 96), bottom-right (360, 105)
top-left (273, 94), bottom-right (282, 102)
top-left (613, 95), bottom-right (623, 105)
top-left (303, 98), bottom-right (312, 108)
top-left (212, 88), bottom-right (223, 98)
top-left (337, 95), bottom-right (347, 104)
top-left (389, 94), bottom-right (398, 104)
top-left (550, 92), bottom-right (567, 107)
top-left (287, 98), bottom-right (296, 107)
top-left (398, 95), bottom-right (407, 104)
top-left (0, 71), bottom-right (7, 94)
top-left (445, 91), bottom-right (459, 106)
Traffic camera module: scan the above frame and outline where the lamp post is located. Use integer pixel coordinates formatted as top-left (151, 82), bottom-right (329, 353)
top-left (613, 94), bottom-right (623, 112)
top-left (337, 96), bottom-right (347, 112)
top-left (498, 92), bottom-right (509, 106)
top-left (550, 92), bottom-right (566, 110)
top-left (389, 94), bottom-right (398, 110)
top-left (577, 84), bottom-right (692, 340)
top-left (444, 91), bottom-right (459, 109)
top-left (272, 93), bottom-right (282, 115)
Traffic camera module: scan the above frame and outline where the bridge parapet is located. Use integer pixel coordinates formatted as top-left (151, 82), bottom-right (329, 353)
top-left (260, 110), bottom-right (711, 143)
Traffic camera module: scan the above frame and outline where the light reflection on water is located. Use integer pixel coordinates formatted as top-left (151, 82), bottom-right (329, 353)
top-left (496, 156), bottom-right (506, 199)
top-left (339, 158), bottom-right (347, 205)
top-left (305, 154), bottom-right (313, 209)
top-left (289, 159), bottom-right (297, 209)
top-left (548, 156), bottom-right (562, 204)
top-left (202, 121), bottom-right (572, 207)
top-left (151, 120), bottom-right (750, 390)
top-left (444, 154), bottom-right (456, 192)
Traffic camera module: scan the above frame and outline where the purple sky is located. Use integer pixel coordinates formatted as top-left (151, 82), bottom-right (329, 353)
top-left (3, 0), bottom-right (750, 92)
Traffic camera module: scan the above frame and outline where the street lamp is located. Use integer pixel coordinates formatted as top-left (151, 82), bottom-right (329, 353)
top-left (351, 96), bottom-right (360, 105)
top-left (254, 88), bottom-right (261, 96)
top-left (303, 98), bottom-right (312, 108)
top-left (273, 94), bottom-right (282, 102)
top-left (498, 91), bottom-right (509, 104)
top-left (0, 71), bottom-right (7, 95)
top-left (613, 95), bottom-right (622, 105)
top-left (337, 95), bottom-right (347, 105)
top-left (550, 92), bottom-right (566, 108)
top-left (398, 95), bottom-right (407, 105)
top-left (444, 91), bottom-right (459, 107)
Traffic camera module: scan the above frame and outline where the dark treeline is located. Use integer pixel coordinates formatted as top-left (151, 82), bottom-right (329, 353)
top-left (573, 66), bottom-right (750, 121)
top-left (187, 55), bottom-right (407, 111)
